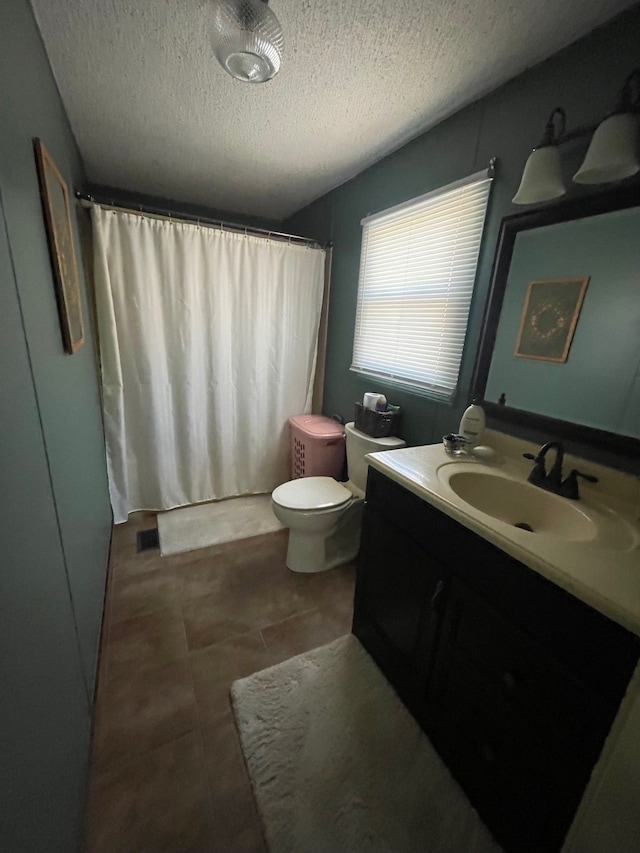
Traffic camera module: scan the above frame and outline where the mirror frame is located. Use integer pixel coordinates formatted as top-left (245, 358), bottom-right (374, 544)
top-left (472, 182), bottom-right (640, 459)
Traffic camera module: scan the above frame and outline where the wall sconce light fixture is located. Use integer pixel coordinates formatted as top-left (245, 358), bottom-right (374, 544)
top-left (513, 68), bottom-right (640, 205)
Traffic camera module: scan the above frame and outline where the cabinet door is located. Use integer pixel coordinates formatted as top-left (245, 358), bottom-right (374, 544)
top-left (353, 503), bottom-right (446, 715)
top-left (428, 578), bottom-right (621, 853)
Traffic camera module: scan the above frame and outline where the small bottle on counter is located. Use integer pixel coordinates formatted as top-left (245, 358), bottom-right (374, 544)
top-left (458, 399), bottom-right (485, 447)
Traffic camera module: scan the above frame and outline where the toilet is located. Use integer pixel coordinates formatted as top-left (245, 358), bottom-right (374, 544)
top-left (272, 422), bottom-right (405, 573)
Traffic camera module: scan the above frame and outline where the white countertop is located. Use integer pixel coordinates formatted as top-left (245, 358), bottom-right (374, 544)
top-left (366, 436), bottom-right (640, 636)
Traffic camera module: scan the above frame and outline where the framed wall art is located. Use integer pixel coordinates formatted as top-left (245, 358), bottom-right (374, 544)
top-left (514, 276), bottom-right (589, 363)
top-left (33, 138), bottom-right (85, 353)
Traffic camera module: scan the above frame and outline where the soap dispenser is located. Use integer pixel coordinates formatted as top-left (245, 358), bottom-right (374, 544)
top-left (458, 399), bottom-right (485, 446)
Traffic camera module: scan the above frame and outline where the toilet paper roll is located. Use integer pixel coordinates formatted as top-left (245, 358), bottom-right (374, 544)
top-left (363, 392), bottom-right (387, 411)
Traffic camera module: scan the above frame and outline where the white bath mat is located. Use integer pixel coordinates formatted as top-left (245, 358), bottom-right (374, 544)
top-left (231, 634), bottom-right (502, 853)
top-left (156, 494), bottom-right (284, 556)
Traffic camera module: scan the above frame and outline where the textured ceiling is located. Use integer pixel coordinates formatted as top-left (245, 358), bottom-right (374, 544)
top-left (32, 0), bottom-right (636, 221)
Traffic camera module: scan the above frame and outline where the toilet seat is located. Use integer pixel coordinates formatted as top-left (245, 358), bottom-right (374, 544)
top-left (272, 476), bottom-right (353, 511)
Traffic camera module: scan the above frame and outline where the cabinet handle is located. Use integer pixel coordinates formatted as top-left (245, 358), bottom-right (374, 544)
top-left (430, 579), bottom-right (445, 613)
top-left (502, 671), bottom-right (517, 691)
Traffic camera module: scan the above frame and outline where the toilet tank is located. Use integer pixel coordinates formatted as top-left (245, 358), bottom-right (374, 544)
top-left (345, 422), bottom-right (405, 491)
top-left (289, 415), bottom-right (345, 479)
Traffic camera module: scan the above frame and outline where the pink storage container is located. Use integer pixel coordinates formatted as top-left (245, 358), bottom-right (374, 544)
top-left (289, 415), bottom-right (345, 480)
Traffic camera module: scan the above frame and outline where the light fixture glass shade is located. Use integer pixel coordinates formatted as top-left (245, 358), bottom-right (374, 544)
top-left (573, 113), bottom-right (640, 184)
top-left (212, 0), bottom-right (283, 83)
top-left (512, 145), bottom-right (566, 204)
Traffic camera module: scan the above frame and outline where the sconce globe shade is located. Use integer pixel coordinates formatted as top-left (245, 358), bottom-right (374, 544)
top-left (573, 113), bottom-right (640, 184)
top-left (512, 145), bottom-right (566, 204)
top-left (211, 0), bottom-right (283, 83)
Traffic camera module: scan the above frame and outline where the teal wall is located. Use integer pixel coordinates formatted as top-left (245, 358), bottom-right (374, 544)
top-left (87, 183), bottom-right (283, 231)
top-left (485, 207), bottom-right (640, 437)
top-left (285, 5), bottom-right (640, 460)
top-left (0, 0), bottom-right (112, 849)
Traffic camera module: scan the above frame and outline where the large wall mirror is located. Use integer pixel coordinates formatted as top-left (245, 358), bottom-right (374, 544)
top-left (473, 184), bottom-right (640, 459)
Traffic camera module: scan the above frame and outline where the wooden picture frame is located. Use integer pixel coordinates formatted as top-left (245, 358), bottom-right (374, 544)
top-left (33, 138), bottom-right (85, 353)
top-left (514, 277), bottom-right (589, 363)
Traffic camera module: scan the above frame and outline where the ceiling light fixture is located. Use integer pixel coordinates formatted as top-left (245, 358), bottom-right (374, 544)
top-left (513, 67), bottom-right (640, 205)
top-left (211, 0), bottom-right (283, 84)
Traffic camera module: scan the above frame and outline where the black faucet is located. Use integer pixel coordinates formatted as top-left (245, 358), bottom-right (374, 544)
top-left (523, 441), bottom-right (565, 492)
top-left (557, 468), bottom-right (599, 499)
top-left (523, 441), bottom-right (598, 499)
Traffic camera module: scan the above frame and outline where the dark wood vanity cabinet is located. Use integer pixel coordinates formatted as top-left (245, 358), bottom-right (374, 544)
top-left (353, 467), bottom-right (640, 853)
top-left (352, 503), bottom-right (446, 717)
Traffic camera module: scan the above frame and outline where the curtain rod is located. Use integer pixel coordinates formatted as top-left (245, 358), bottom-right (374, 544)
top-left (74, 191), bottom-right (331, 250)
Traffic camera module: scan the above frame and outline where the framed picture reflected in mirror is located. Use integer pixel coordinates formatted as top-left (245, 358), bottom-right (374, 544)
top-left (514, 276), bottom-right (589, 363)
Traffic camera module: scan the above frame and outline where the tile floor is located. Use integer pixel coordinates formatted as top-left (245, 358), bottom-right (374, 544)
top-left (86, 512), bottom-right (356, 853)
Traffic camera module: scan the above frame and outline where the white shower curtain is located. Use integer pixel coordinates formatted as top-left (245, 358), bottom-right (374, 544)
top-left (92, 206), bottom-right (326, 523)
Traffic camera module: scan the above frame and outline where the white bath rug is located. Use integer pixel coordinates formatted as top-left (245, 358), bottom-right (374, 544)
top-left (156, 494), bottom-right (284, 556)
top-left (231, 634), bottom-right (502, 853)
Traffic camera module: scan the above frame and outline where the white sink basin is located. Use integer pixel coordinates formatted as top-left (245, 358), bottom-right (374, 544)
top-left (436, 462), bottom-right (637, 549)
top-left (447, 470), bottom-right (597, 542)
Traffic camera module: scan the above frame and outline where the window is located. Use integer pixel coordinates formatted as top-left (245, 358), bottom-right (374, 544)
top-left (351, 167), bottom-right (494, 402)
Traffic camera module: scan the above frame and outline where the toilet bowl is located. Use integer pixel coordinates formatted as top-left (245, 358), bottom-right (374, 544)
top-left (272, 422), bottom-right (405, 572)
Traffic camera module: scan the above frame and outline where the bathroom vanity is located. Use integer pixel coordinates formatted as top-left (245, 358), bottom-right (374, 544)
top-left (352, 437), bottom-right (640, 853)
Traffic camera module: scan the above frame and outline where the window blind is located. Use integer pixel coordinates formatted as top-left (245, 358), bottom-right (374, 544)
top-left (351, 167), bottom-right (493, 402)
